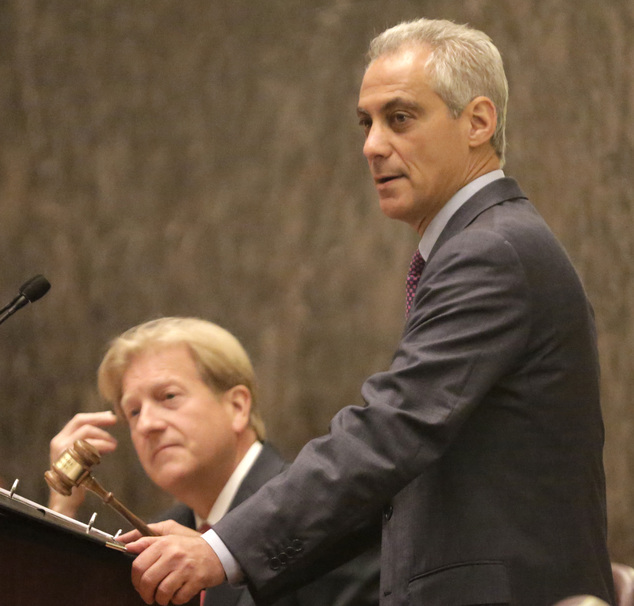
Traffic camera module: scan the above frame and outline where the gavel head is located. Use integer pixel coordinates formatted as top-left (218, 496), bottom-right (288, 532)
top-left (45, 439), bottom-right (102, 496)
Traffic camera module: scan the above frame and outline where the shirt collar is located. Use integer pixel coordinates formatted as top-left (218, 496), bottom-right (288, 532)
top-left (195, 440), bottom-right (263, 528)
top-left (419, 169), bottom-right (505, 261)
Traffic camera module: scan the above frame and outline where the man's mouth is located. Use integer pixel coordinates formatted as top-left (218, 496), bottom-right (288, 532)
top-left (152, 443), bottom-right (179, 459)
top-left (375, 174), bottom-right (402, 185)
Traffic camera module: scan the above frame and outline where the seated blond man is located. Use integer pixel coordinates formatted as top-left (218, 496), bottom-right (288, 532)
top-left (49, 317), bottom-right (379, 606)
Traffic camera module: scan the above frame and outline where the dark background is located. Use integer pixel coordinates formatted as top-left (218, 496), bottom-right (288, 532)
top-left (1, 0), bottom-right (633, 566)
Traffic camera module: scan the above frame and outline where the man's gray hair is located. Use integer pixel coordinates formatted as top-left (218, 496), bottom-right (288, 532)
top-left (368, 18), bottom-right (508, 165)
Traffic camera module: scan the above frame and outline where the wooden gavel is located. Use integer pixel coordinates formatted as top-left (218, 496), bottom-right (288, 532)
top-left (45, 439), bottom-right (157, 537)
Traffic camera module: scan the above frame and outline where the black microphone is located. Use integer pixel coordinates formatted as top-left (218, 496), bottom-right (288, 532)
top-left (0, 275), bottom-right (51, 327)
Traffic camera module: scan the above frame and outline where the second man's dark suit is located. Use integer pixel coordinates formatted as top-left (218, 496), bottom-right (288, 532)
top-left (156, 442), bottom-right (380, 606)
top-left (213, 178), bottom-right (615, 606)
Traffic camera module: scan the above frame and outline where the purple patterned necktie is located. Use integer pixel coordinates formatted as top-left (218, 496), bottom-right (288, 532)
top-left (405, 249), bottom-right (425, 318)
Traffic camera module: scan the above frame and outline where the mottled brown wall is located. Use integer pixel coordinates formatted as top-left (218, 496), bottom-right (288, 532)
top-left (1, 0), bottom-right (633, 565)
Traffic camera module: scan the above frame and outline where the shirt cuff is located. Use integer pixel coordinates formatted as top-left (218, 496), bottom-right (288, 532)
top-left (201, 528), bottom-right (245, 585)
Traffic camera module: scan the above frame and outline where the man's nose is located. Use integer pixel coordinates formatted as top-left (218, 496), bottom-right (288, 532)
top-left (363, 123), bottom-right (391, 160)
top-left (135, 403), bottom-right (166, 434)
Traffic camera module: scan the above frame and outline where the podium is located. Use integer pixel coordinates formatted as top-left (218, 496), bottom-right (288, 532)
top-left (0, 485), bottom-right (198, 605)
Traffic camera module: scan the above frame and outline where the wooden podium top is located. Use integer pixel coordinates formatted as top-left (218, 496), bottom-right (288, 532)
top-left (0, 486), bottom-right (197, 606)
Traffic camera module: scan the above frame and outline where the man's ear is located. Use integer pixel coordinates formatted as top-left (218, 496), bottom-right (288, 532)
top-left (224, 385), bottom-right (252, 433)
top-left (466, 95), bottom-right (497, 150)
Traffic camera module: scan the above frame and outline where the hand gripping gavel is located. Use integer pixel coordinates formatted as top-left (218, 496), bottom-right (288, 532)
top-left (45, 439), bottom-right (157, 537)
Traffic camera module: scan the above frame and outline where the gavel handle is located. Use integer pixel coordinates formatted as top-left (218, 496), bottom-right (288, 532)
top-left (83, 475), bottom-right (158, 537)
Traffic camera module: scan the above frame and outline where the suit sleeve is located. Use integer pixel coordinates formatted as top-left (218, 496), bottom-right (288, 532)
top-left (213, 228), bottom-right (532, 603)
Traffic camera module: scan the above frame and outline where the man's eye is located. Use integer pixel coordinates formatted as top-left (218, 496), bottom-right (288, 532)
top-left (392, 112), bottom-right (409, 125)
top-left (358, 117), bottom-right (372, 132)
top-left (126, 408), bottom-right (140, 419)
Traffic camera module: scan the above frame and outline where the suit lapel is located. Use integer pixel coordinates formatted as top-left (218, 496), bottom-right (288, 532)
top-left (429, 177), bottom-right (528, 263)
top-left (229, 443), bottom-right (287, 511)
top-left (202, 444), bottom-right (287, 606)
top-left (152, 502), bottom-right (196, 527)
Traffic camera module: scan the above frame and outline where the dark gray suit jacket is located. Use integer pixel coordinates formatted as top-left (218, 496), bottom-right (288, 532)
top-left (156, 442), bottom-right (380, 606)
top-left (214, 179), bottom-right (615, 606)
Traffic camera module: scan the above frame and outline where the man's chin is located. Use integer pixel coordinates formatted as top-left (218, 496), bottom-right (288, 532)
top-left (379, 197), bottom-right (415, 224)
top-left (146, 458), bottom-right (193, 488)
top-left (150, 468), bottom-right (192, 493)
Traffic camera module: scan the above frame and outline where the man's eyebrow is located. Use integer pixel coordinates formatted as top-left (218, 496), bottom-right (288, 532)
top-left (357, 97), bottom-right (423, 117)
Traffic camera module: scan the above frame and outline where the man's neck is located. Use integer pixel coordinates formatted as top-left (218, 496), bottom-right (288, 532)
top-left (170, 432), bottom-right (260, 520)
top-left (414, 153), bottom-right (501, 237)
top-left (418, 168), bottom-right (505, 261)
top-left (197, 440), bottom-right (263, 524)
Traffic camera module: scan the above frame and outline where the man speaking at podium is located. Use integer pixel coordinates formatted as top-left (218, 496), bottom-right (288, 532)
top-left (122, 17), bottom-right (614, 606)
top-left (49, 317), bottom-right (379, 606)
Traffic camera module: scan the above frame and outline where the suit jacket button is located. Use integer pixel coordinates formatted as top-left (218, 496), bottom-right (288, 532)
top-left (292, 539), bottom-right (304, 552)
top-left (383, 504), bottom-right (393, 521)
top-left (270, 557), bottom-right (281, 571)
top-left (279, 552), bottom-right (289, 565)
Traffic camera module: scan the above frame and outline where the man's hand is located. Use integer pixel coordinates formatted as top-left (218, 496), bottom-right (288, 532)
top-left (118, 519), bottom-right (201, 544)
top-left (126, 530), bottom-right (226, 605)
top-left (48, 411), bottom-right (118, 517)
